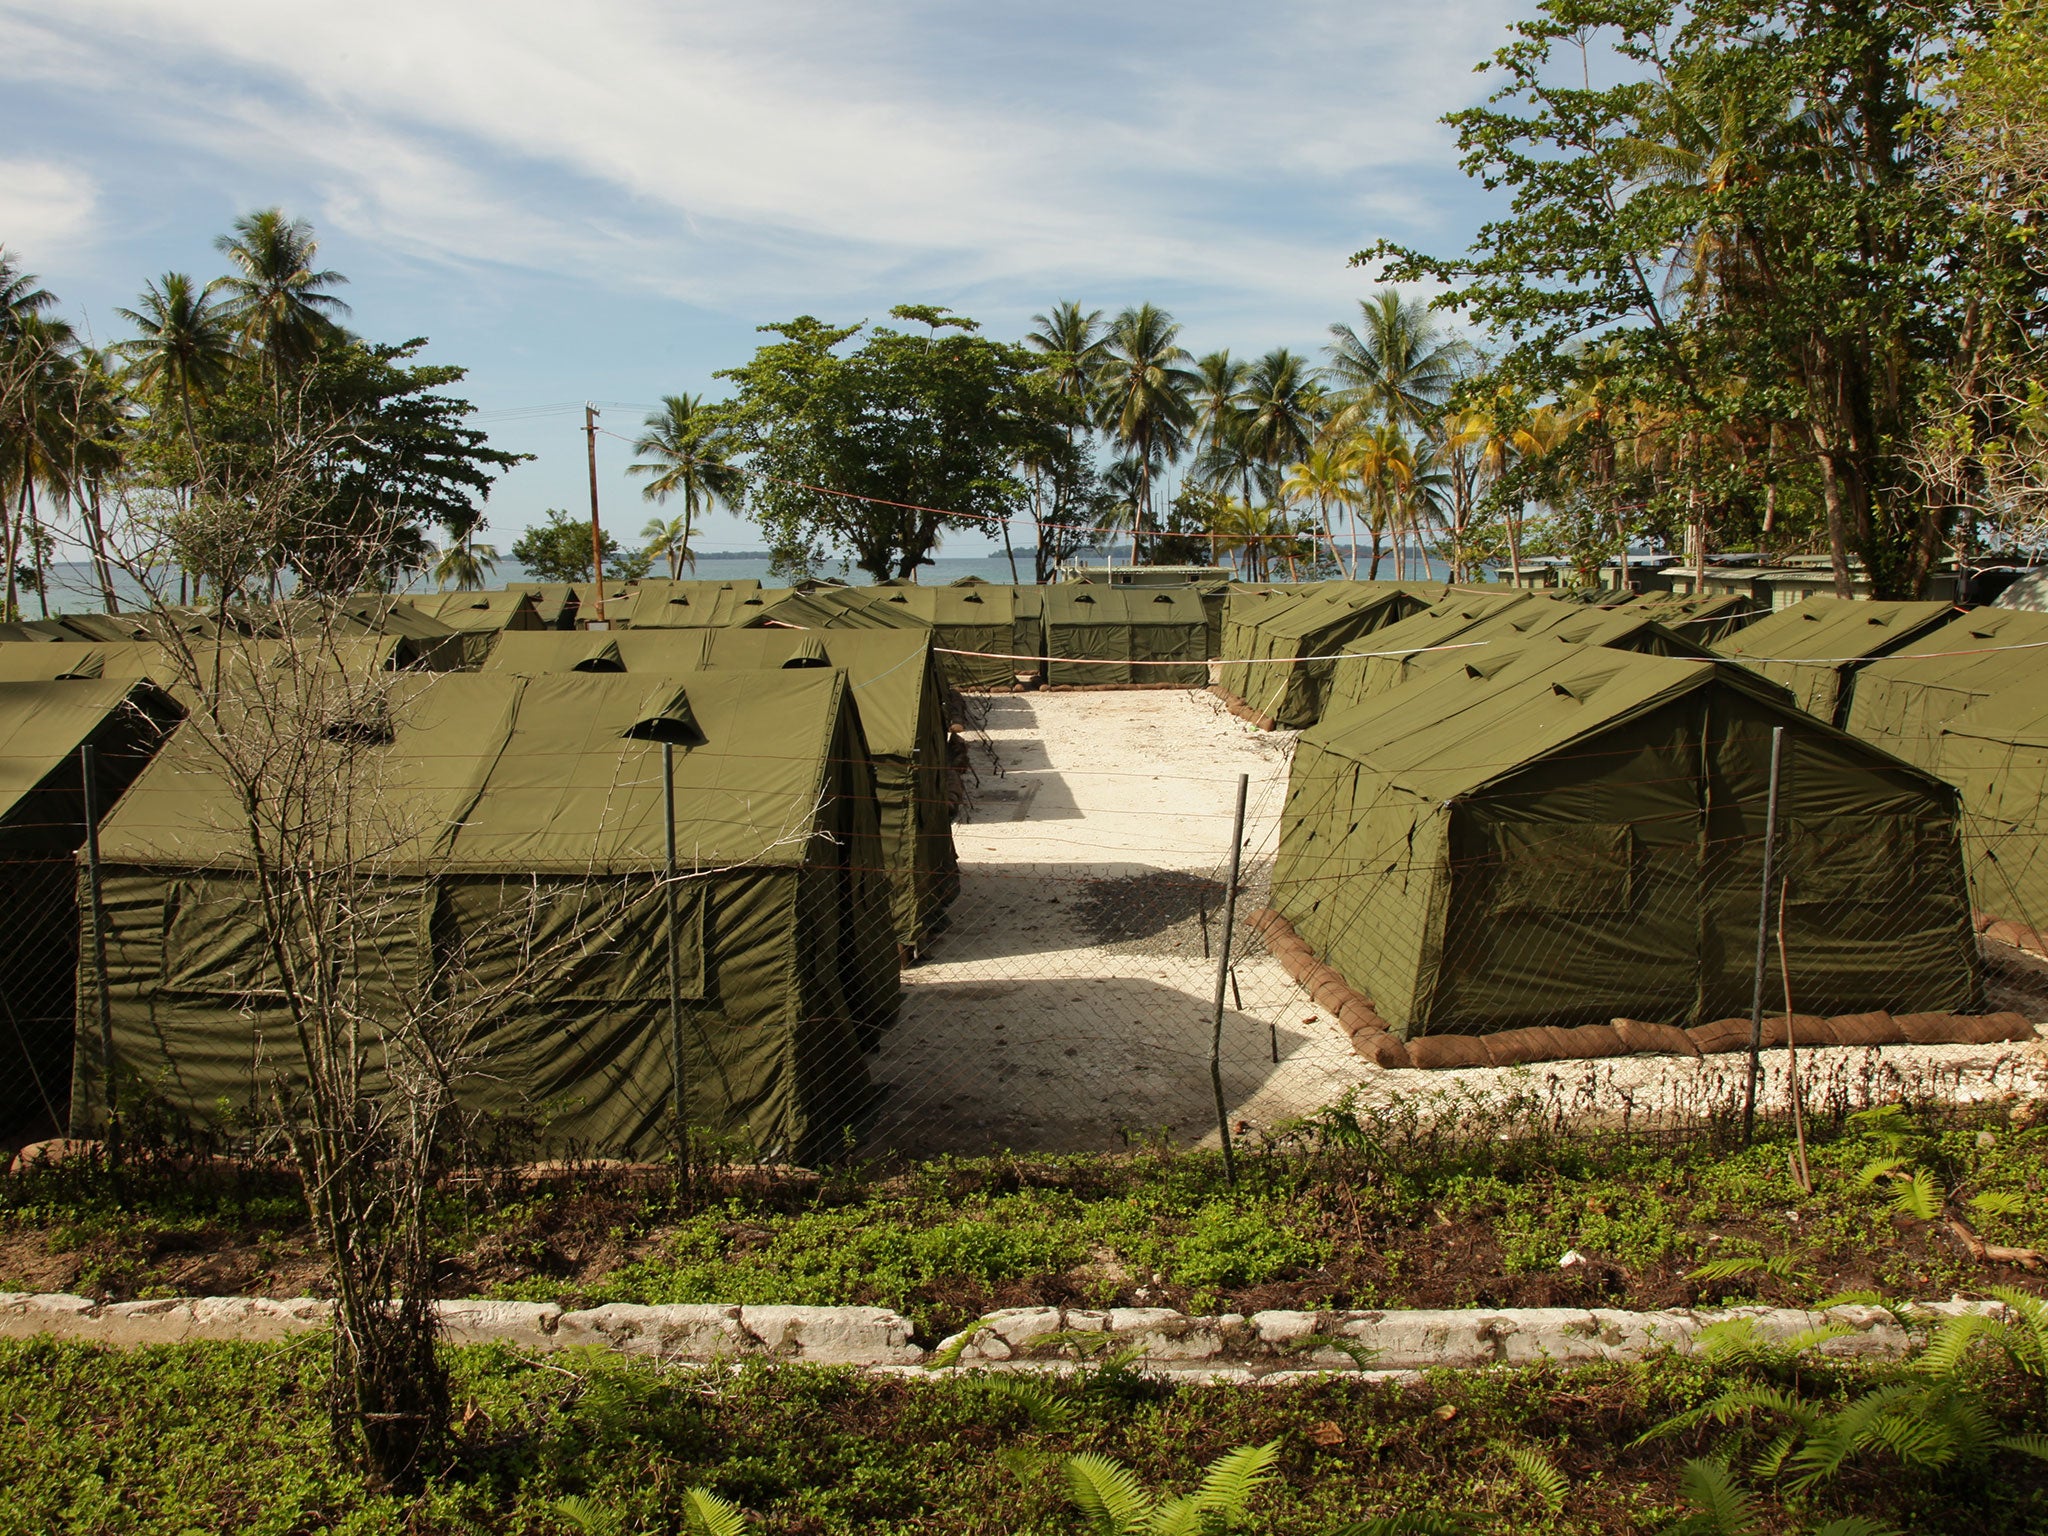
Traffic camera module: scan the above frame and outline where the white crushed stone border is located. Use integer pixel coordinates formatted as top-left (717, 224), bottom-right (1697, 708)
top-left (0, 1294), bottom-right (2005, 1378)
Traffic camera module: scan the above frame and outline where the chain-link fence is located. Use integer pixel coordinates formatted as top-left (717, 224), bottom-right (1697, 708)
top-left (6, 676), bottom-right (2045, 1170)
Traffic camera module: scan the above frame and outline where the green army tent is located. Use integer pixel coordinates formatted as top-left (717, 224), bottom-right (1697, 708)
top-left (72, 668), bottom-right (897, 1163)
top-left (1275, 646), bottom-right (1980, 1038)
top-left (868, 586), bottom-right (1024, 688)
top-left (1840, 608), bottom-right (2048, 769)
top-left (504, 583), bottom-right (580, 629)
top-left (322, 597), bottom-right (469, 670)
top-left (1627, 592), bottom-right (1761, 644)
top-left (491, 625), bottom-right (958, 950)
top-left (1041, 585), bottom-right (1208, 685)
top-left (406, 588), bottom-right (548, 665)
top-left (0, 646), bottom-right (112, 681)
top-left (1216, 584), bottom-right (1431, 727)
top-left (1932, 674), bottom-right (2048, 933)
top-left (1712, 596), bottom-right (1956, 725)
top-left (620, 579), bottom-right (772, 629)
top-left (479, 632), bottom-right (627, 673)
top-left (0, 680), bottom-right (182, 1136)
top-left (1319, 590), bottom-right (1538, 714)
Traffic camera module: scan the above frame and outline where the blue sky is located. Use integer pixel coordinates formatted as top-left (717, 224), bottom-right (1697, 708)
top-left (0, 0), bottom-right (1526, 557)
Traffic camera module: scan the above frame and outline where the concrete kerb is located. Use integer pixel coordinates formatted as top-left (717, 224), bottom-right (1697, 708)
top-left (0, 1294), bottom-right (2003, 1376)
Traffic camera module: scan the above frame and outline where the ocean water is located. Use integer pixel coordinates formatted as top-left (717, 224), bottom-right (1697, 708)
top-left (30, 548), bottom-right (1457, 616)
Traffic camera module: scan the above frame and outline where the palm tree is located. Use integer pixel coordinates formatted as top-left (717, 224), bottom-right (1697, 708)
top-left (1026, 301), bottom-right (1109, 436)
top-left (1280, 443), bottom-right (1359, 576)
top-left (1, 311), bottom-right (79, 619)
top-left (1095, 304), bottom-right (1198, 563)
top-left (628, 393), bottom-right (742, 583)
top-left (115, 272), bottom-right (237, 462)
top-left (1239, 349), bottom-right (1324, 482)
top-left (54, 346), bottom-right (130, 613)
top-left (1326, 289), bottom-right (1466, 436)
top-left (212, 209), bottom-right (351, 379)
top-left (641, 515), bottom-right (697, 578)
top-left (1339, 424), bottom-right (1419, 579)
top-left (432, 539), bottom-right (499, 591)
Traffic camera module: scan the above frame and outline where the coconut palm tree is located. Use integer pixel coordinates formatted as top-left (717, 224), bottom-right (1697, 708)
top-left (628, 393), bottom-right (742, 582)
top-left (1341, 423), bottom-right (1421, 579)
top-left (115, 272), bottom-right (237, 462)
top-left (432, 538), bottom-right (499, 591)
top-left (1095, 304), bottom-right (1198, 562)
top-left (212, 209), bottom-right (351, 380)
top-left (1326, 289), bottom-right (1467, 436)
top-left (1026, 301), bottom-right (1109, 438)
top-left (1239, 349), bottom-right (1324, 481)
top-left (1280, 443), bottom-right (1359, 576)
top-left (640, 515), bottom-right (697, 578)
top-left (50, 345), bottom-right (130, 613)
top-left (1, 311), bottom-right (79, 619)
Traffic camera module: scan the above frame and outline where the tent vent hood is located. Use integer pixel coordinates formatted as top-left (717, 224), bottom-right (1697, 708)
top-left (622, 684), bottom-right (704, 745)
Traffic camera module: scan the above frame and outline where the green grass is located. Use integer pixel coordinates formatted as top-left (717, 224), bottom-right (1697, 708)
top-left (1, 1335), bottom-right (2040, 1534)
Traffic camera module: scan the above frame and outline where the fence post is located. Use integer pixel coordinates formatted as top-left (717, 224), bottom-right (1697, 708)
top-left (79, 744), bottom-right (119, 1170)
top-left (1743, 725), bottom-right (1786, 1144)
top-left (663, 740), bottom-right (689, 1197)
top-left (1209, 773), bottom-right (1248, 1188)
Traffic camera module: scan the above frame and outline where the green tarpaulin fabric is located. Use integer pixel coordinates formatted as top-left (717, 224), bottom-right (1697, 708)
top-left (1627, 592), bottom-right (1762, 644)
top-left (0, 679), bottom-right (182, 1136)
top-left (621, 579), bottom-right (772, 629)
top-left (481, 633), bottom-right (628, 673)
top-left (1216, 583), bottom-right (1429, 726)
top-left (1041, 586), bottom-right (1208, 685)
top-left (503, 584), bottom-right (580, 628)
top-left (1319, 590), bottom-right (1538, 714)
top-left (73, 669), bottom-right (898, 1162)
top-left (1711, 596), bottom-right (1955, 725)
top-left (1934, 675), bottom-right (2048, 933)
top-left (407, 590), bottom-right (548, 664)
top-left (1275, 647), bottom-right (1979, 1037)
top-left (488, 626), bottom-right (959, 949)
top-left (1840, 608), bottom-right (2048, 769)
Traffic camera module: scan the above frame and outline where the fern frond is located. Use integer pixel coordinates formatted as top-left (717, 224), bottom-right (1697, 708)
top-left (1502, 1445), bottom-right (1567, 1514)
top-left (1064, 1453), bottom-right (1153, 1536)
top-left (1148, 1493), bottom-right (1204, 1536)
top-left (925, 1319), bottom-right (987, 1371)
top-left (975, 1374), bottom-right (1078, 1429)
top-left (1853, 1156), bottom-right (1911, 1190)
top-left (680, 1487), bottom-right (750, 1536)
top-left (1997, 1432), bottom-right (2048, 1463)
top-left (1673, 1459), bottom-right (1761, 1535)
top-left (1919, 1314), bottom-right (2000, 1377)
top-left (1888, 1170), bottom-right (1944, 1223)
top-left (1188, 1440), bottom-right (1281, 1520)
top-left (1808, 1520), bottom-right (1900, 1536)
top-left (551, 1496), bottom-right (626, 1536)
top-left (1967, 1190), bottom-right (2027, 1219)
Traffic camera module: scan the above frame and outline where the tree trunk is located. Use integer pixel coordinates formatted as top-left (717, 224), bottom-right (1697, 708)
top-left (84, 486), bottom-right (119, 613)
top-left (1813, 443), bottom-right (1856, 597)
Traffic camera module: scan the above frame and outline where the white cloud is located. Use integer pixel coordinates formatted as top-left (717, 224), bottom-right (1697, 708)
top-left (0, 158), bottom-right (99, 263)
top-left (0, 0), bottom-right (1508, 314)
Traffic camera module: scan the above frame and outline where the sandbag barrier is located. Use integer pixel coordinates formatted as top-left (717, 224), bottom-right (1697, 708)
top-left (1978, 909), bottom-right (2048, 963)
top-left (1209, 684), bottom-right (1277, 732)
top-left (1245, 908), bottom-right (2043, 1071)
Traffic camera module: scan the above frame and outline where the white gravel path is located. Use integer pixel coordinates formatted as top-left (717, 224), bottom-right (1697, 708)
top-left (865, 690), bottom-right (2047, 1157)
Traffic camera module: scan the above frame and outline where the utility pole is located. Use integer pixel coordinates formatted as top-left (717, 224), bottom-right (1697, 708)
top-left (584, 404), bottom-right (608, 627)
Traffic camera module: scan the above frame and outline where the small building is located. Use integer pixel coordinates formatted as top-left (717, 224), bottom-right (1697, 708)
top-left (1275, 647), bottom-right (1981, 1038)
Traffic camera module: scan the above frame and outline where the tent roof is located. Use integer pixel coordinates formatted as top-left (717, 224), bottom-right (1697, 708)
top-left (407, 588), bottom-right (544, 631)
top-left (0, 644), bottom-right (114, 681)
top-left (1042, 585), bottom-right (1207, 623)
top-left (481, 632), bottom-right (626, 673)
top-left (1332, 588), bottom-right (1536, 662)
top-left (1712, 596), bottom-right (1955, 664)
top-left (622, 578), bottom-right (773, 627)
top-left (503, 583), bottom-right (578, 625)
top-left (0, 679), bottom-right (177, 826)
top-left (1853, 606), bottom-right (2048, 688)
top-left (1307, 647), bottom-right (1789, 801)
top-left (98, 668), bottom-right (853, 874)
top-left (1245, 584), bottom-right (1414, 643)
top-left (1938, 669), bottom-right (2048, 750)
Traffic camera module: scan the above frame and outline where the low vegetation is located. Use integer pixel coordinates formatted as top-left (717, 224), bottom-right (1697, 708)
top-left (7, 1093), bottom-right (2045, 1341)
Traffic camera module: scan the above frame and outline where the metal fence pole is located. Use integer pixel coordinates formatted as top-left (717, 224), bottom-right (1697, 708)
top-left (1743, 725), bottom-right (1786, 1144)
top-left (662, 740), bottom-right (688, 1196)
top-left (79, 745), bottom-right (119, 1170)
top-left (1209, 773), bottom-right (1248, 1188)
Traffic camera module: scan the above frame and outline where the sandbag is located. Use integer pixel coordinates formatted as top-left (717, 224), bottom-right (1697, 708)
top-left (1951, 1011), bottom-right (2039, 1043)
top-left (1312, 977), bottom-right (1355, 1014)
top-left (1337, 999), bottom-right (1388, 1036)
top-left (1611, 1019), bottom-right (1701, 1058)
top-left (1826, 1011), bottom-right (1906, 1046)
top-left (1688, 1017), bottom-right (1759, 1054)
top-left (1552, 1023), bottom-right (1626, 1060)
top-left (1786, 1014), bottom-right (1839, 1047)
top-left (1894, 1011), bottom-right (1960, 1044)
top-left (1406, 1033), bottom-right (1492, 1069)
top-left (1483, 1027), bottom-right (1562, 1065)
top-left (1352, 1031), bottom-right (1412, 1069)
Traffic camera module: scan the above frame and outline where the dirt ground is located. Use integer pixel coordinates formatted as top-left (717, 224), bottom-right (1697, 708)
top-left (865, 689), bottom-right (2048, 1158)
